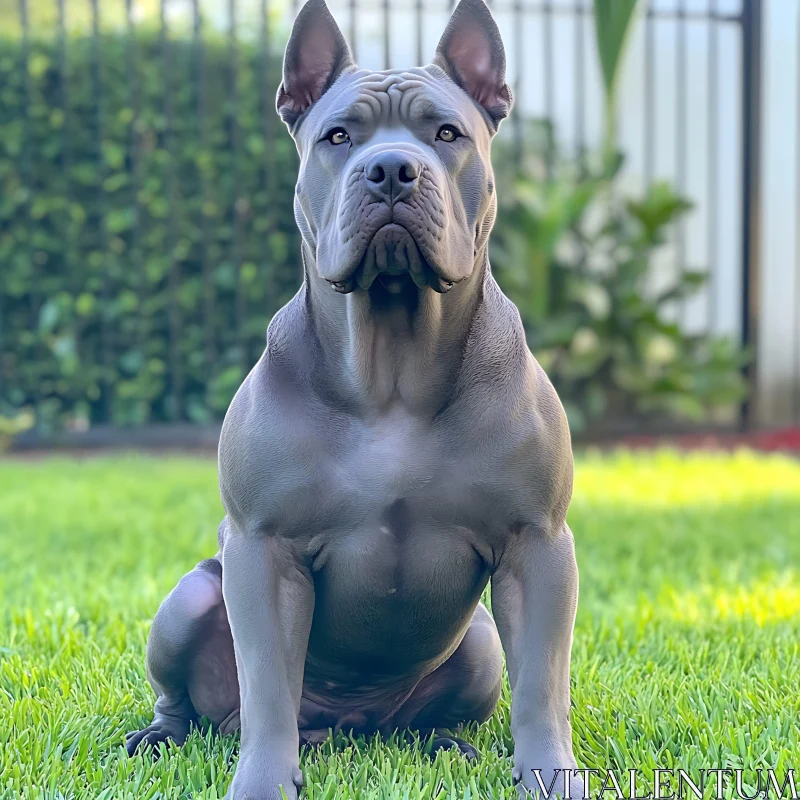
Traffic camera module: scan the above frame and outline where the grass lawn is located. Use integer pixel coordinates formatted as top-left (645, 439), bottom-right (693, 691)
top-left (1, 450), bottom-right (799, 799)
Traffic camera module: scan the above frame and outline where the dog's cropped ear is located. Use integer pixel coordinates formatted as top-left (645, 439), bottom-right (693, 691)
top-left (276, 0), bottom-right (355, 129)
top-left (432, 0), bottom-right (512, 128)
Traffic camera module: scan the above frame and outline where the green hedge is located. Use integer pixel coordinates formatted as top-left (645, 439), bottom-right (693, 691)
top-left (0, 30), bottom-right (747, 434)
top-left (0, 30), bottom-right (301, 429)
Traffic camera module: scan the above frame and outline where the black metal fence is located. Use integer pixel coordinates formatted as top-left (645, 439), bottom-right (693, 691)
top-left (2, 0), bottom-right (798, 430)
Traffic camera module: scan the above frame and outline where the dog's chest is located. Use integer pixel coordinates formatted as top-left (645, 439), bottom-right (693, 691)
top-left (300, 412), bottom-right (492, 637)
top-left (314, 407), bottom-right (496, 532)
top-left (330, 411), bottom-right (441, 498)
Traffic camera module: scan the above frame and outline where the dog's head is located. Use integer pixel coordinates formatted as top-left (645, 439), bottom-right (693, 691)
top-left (277, 0), bottom-right (512, 295)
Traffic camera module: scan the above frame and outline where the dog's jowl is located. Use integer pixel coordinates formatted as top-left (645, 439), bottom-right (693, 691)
top-left (126, 1), bottom-right (582, 797)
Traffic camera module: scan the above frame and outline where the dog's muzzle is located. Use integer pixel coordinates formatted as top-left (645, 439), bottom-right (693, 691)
top-left (328, 222), bottom-right (455, 295)
top-left (330, 149), bottom-right (460, 294)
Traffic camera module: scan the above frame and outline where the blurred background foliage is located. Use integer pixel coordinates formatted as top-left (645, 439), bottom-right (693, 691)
top-left (1, 30), bottom-right (301, 431)
top-left (0, 0), bottom-right (748, 437)
top-left (492, 135), bottom-right (748, 432)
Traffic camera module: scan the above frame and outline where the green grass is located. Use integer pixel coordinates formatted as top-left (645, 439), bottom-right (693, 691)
top-left (1, 451), bottom-right (799, 799)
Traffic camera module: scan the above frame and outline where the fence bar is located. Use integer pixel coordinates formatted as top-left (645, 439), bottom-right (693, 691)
top-left (676, 0), bottom-right (687, 319)
top-left (6, 0), bottom-right (31, 408)
top-left (193, 0), bottom-right (216, 372)
top-left (707, 0), bottom-right (718, 331)
top-left (160, 0), bottom-right (183, 420)
top-left (383, 0), bottom-right (391, 70)
top-left (90, 0), bottom-right (112, 421)
top-left (543, 0), bottom-right (554, 177)
top-left (415, 0), bottom-right (423, 66)
top-left (126, 0), bottom-right (146, 394)
top-left (739, 0), bottom-right (762, 427)
top-left (259, 0), bottom-right (276, 334)
top-left (18, 0), bottom-right (33, 371)
top-left (644, 0), bottom-right (655, 182)
top-left (573, 0), bottom-right (585, 160)
top-left (350, 0), bottom-right (358, 61)
top-left (513, 0), bottom-right (524, 162)
top-left (795, 1), bottom-right (800, 423)
top-left (228, 0), bottom-right (246, 377)
top-left (259, 0), bottom-right (272, 216)
top-left (17, 0), bottom-right (30, 200)
top-left (57, 0), bottom-right (78, 357)
top-left (56, 0), bottom-right (71, 216)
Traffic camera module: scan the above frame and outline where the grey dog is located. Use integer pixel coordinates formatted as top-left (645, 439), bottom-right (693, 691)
top-left (126, 1), bottom-right (583, 797)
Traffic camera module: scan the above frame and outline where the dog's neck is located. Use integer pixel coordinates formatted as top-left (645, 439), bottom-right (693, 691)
top-left (301, 241), bottom-right (489, 416)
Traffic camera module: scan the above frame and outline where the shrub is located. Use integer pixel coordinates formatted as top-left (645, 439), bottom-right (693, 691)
top-left (490, 133), bottom-right (749, 433)
top-left (0, 29), bottom-right (300, 430)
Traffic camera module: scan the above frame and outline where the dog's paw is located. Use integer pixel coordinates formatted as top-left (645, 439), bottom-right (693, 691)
top-left (511, 738), bottom-right (583, 800)
top-left (224, 756), bottom-right (303, 800)
top-left (125, 716), bottom-right (191, 757)
top-left (429, 735), bottom-right (480, 760)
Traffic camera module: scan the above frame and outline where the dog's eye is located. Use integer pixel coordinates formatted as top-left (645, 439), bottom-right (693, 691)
top-left (326, 128), bottom-right (350, 146)
top-left (436, 126), bottom-right (461, 143)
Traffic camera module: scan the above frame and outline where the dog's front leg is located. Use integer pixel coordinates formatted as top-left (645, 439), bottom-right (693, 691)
top-left (222, 530), bottom-right (313, 800)
top-left (491, 522), bottom-right (584, 800)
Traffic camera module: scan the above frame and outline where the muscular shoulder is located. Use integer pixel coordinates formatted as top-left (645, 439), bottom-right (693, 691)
top-left (453, 282), bottom-right (574, 534)
top-left (487, 352), bottom-right (574, 531)
top-left (519, 354), bottom-right (574, 525)
top-left (458, 278), bottom-right (570, 439)
top-left (217, 297), bottom-right (323, 530)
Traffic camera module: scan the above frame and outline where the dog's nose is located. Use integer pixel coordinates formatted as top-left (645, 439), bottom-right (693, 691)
top-left (365, 152), bottom-right (421, 203)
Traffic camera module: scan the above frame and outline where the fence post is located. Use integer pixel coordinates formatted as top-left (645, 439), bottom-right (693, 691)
top-left (350, 0), bottom-right (358, 62)
top-left (228, 0), bottom-right (247, 381)
top-left (12, 0), bottom-right (31, 418)
top-left (126, 0), bottom-right (148, 424)
top-left (707, 0), bottom-right (719, 332)
top-left (90, 0), bottom-right (113, 423)
top-left (192, 0), bottom-right (216, 378)
top-left (796, 1), bottom-right (800, 424)
top-left (512, 0), bottom-right (523, 164)
top-left (383, 0), bottom-right (391, 70)
top-left (415, 0), bottom-right (423, 66)
top-left (159, 0), bottom-right (183, 421)
top-left (740, 0), bottom-right (763, 429)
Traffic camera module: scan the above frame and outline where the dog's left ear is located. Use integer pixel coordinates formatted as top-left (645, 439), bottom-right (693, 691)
top-left (277, 0), bottom-right (355, 129)
top-left (433, 0), bottom-right (512, 128)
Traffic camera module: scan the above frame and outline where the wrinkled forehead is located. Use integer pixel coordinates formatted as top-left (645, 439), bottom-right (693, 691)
top-left (297, 67), bottom-right (492, 142)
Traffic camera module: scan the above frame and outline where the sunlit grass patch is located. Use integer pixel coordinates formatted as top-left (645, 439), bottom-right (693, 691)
top-left (574, 449), bottom-right (800, 508)
top-left (653, 574), bottom-right (800, 625)
top-left (0, 451), bottom-right (798, 798)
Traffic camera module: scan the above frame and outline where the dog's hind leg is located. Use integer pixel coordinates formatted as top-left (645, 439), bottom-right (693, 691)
top-left (126, 556), bottom-right (239, 754)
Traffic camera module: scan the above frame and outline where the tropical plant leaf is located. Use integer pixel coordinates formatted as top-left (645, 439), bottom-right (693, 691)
top-left (593, 0), bottom-right (641, 101)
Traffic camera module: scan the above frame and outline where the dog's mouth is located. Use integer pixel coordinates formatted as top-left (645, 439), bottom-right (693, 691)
top-left (329, 224), bottom-right (456, 295)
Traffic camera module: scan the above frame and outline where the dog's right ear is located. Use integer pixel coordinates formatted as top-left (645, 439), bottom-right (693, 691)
top-left (276, 0), bottom-right (355, 130)
top-left (433, 0), bottom-right (512, 128)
